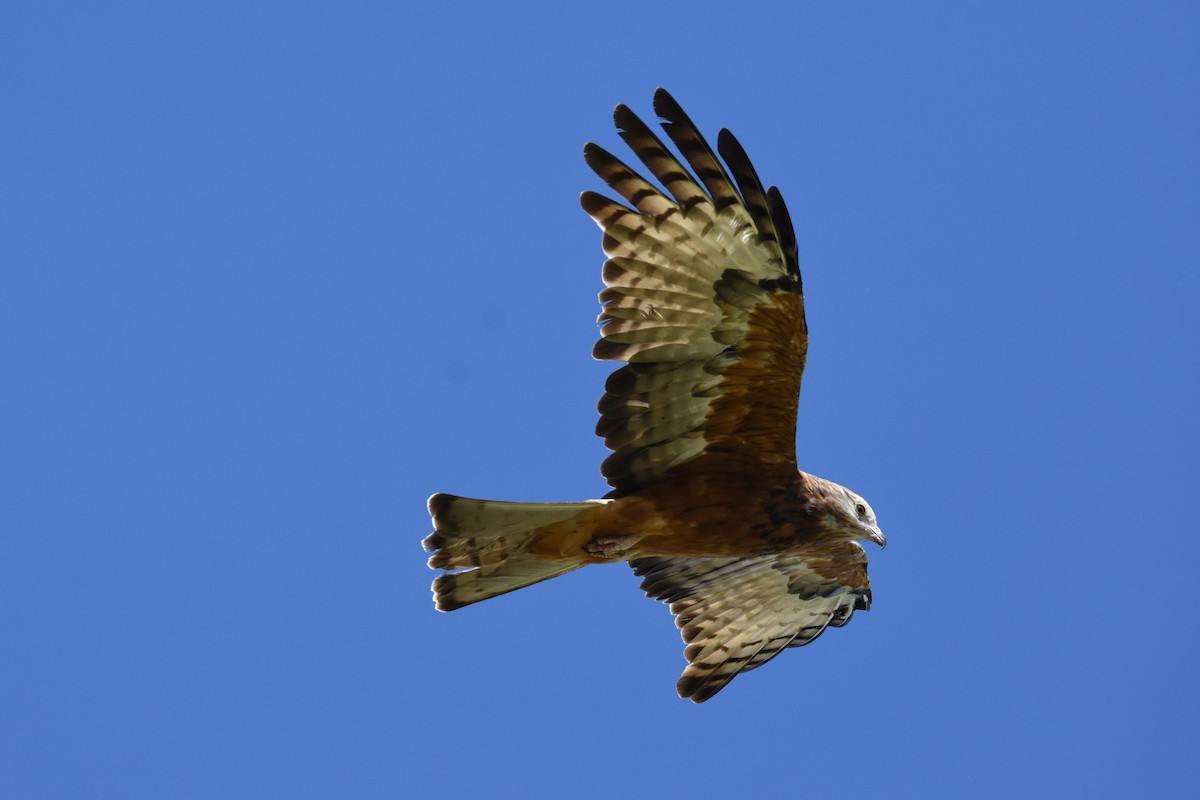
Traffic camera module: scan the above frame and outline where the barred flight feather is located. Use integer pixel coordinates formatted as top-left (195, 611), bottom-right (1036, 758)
top-left (425, 90), bottom-right (883, 705)
top-left (632, 550), bottom-right (870, 702)
top-left (585, 90), bottom-right (807, 492)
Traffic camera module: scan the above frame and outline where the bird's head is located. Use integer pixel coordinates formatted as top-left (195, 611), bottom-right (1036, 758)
top-left (840, 489), bottom-right (888, 551)
top-left (800, 473), bottom-right (886, 549)
top-left (834, 485), bottom-right (886, 548)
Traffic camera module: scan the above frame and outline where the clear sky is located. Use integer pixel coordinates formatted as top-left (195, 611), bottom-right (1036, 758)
top-left (4, 2), bottom-right (1198, 797)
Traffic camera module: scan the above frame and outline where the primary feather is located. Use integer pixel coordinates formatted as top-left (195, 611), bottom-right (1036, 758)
top-left (424, 90), bottom-right (883, 702)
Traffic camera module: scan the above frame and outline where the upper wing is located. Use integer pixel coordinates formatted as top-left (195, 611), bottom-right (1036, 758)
top-left (631, 543), bottom-right (871, 703)
top-left (583, 89), bottom-right (806, 494)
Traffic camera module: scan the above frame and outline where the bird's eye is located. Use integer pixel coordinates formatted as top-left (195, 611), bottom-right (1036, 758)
top-left (855, 503), bottom-right (866, 518)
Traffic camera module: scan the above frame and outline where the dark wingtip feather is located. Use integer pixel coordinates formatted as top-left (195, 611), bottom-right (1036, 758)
top-left (652, 87), bottom-right (679, 118)
top-left (651, 88), bottom-right (686, 130)
top-left (716, 129), bottom-right (773, 235)
top-left (592, 337), bottom-right (627, 362)
top-left (766, 186), bottom-right (799, 281)
top-left (613, 103), bottom-right (640, 134)
top-left (650, 88), bottom-right (742, 213)
top-left (582, 141), bottom-right (604, 166)
top-left (677, 673), bottom-right (725, 704)
top-left (580, 190), bottom-right (606, 214)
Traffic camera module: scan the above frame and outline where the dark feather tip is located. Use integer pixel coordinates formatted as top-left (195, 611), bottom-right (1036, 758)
top-left (427, 493), bottom-right (455, 519)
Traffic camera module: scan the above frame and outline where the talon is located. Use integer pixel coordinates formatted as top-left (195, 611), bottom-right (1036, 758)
top-left (583, 535), bottom-right (634, 559)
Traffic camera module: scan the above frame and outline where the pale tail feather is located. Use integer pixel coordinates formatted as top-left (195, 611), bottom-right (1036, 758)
top-left (424, 493), bottom-right (603, 611)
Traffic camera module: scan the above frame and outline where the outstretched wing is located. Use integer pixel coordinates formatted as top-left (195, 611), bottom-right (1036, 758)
top-left (631, 544), bottom-right (871, 703)
top-left (583, 89), bottom-right (806, 494)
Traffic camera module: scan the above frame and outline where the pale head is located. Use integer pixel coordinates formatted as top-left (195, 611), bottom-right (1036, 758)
top-left (804, 472), bottom-right (887, 548)
top-left (835, 485), bottom-right (886, 548)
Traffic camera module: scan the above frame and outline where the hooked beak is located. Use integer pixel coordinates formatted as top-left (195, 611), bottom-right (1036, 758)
top-left (868, 528), bottom-right (887, 549)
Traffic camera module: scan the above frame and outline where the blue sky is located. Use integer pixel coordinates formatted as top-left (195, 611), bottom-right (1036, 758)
top-left (4, 1), bottom-right (1198, 797)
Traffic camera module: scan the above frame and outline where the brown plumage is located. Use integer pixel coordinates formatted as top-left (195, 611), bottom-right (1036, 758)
top-left (424, 89), bottom-right (885, 702)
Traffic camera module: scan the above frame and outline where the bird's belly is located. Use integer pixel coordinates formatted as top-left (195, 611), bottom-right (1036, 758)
top-left (527, 476), bottom-right (816, 562)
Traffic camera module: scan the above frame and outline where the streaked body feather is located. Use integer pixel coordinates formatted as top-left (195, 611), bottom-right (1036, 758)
top-left (424, 90), bottom-right (883, 703)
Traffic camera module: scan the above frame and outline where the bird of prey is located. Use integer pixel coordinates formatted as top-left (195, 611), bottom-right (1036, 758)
top-left (424, 89), bottom-right (885, 703)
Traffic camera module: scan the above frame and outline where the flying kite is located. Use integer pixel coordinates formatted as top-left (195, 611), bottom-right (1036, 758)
top-left (424, 89), bottom-right (885, 702)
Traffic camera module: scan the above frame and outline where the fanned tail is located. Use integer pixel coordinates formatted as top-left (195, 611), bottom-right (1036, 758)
top-left (423, 493), bottom-right (604, 611)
